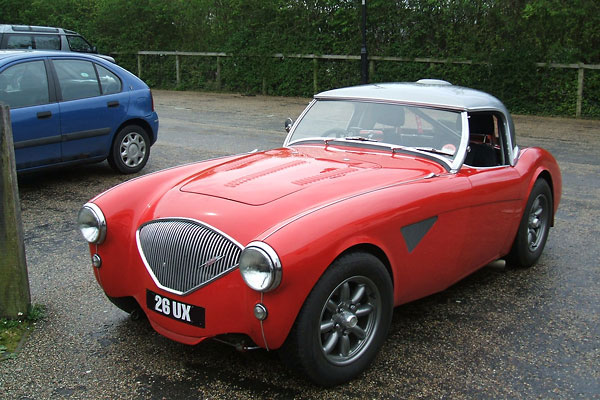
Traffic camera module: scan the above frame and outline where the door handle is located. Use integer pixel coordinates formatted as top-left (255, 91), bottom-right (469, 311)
top-left (107, 101), bottom-right (119, 108)
top-left (37, 111), bottom-right (52, 119)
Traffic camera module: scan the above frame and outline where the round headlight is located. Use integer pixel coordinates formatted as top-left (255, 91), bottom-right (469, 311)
top-left (239, 242), bottom-right (281, 292)
top-left (77, 203), bottom-right (106, 244)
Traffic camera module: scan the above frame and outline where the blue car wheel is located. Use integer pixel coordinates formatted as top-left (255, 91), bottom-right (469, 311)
top-left (108, 125), bottom-right (150, 174)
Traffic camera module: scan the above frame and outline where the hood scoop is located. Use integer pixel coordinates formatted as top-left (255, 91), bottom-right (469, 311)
top-left (180, 149), bottom-right (379, 205)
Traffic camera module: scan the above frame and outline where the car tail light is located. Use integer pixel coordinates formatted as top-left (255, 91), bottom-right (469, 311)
top-left (150, 90), bottom-right (155, 112)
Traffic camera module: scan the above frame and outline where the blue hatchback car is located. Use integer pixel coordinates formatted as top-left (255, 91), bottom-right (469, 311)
top-left (0, 50), bottom-right (159, 173)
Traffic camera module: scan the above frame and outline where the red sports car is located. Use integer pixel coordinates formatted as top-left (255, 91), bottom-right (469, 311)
top-left (78, 80), bottom-right (561, 386)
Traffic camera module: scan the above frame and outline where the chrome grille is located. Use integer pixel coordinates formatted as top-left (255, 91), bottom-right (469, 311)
top-left (137, 219), bottom-right (242, 295)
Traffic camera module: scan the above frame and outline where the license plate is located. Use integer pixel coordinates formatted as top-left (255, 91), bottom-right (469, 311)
top-left (146, 289), bottom-right (205, 328)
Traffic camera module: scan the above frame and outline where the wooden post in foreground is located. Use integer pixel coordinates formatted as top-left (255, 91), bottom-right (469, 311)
top-left (0, 103), bottom-right (31, 319)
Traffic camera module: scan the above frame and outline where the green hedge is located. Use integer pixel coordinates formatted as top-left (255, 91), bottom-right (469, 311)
top-left (132, 54), bottom-right (600, 118)
top-left (8, 0), bottom-right (597, 117)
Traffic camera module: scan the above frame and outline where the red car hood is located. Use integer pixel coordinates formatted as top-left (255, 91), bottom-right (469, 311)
top-left (179, 145), bottom-right (443, 206)
top-left (113, 144), bottom-right (450, 244)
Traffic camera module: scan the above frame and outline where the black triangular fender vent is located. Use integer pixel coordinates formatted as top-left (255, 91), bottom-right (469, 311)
top-left (401, 216), bottom-right (438, 253)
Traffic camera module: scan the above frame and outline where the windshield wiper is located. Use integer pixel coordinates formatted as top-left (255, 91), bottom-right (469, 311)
top-left (344, 136), bottom-right (379, 142)
top-left (414, 147), bottom-right (454, 156)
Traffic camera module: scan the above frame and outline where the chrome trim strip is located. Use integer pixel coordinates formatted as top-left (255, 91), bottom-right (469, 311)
top-left (262, 173), bottom-right (447, 240)
top-left (283, 99), bottom-right (316, 146)
top-left (450, 111), bottom-right (470, 173)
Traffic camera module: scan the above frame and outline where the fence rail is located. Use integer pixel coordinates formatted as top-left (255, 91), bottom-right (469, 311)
top-left (127, 51), bottom-right (600, 118)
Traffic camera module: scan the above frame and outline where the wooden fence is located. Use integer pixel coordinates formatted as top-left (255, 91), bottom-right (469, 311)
top-left (131, 51), bottom-right (600, 118)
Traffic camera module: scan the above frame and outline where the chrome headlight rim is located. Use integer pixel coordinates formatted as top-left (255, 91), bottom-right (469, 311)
top-left (239, 241), bottom-right (282, 292)
top-left (77, 203), bottom-right (107, 244)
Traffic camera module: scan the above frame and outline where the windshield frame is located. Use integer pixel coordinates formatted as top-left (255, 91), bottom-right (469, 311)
top-left (284, 98), bottom-right (469, 173)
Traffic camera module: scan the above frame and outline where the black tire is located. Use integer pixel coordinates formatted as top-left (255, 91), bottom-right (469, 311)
top-left (108, 125), bottom-right (150, 174)
top-left (506, 179), bottom-right (553, 268)
top-left (279, 252), bottom-right (393, 386)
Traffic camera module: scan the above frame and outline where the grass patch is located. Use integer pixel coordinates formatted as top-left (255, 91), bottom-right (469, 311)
top-left (0, 304), bottom-right (45, 359)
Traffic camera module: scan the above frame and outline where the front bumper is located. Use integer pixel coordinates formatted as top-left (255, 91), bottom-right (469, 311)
top-left (90, 243), bottom-right (265, 347)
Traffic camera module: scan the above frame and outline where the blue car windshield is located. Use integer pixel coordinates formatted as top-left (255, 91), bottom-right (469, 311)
top-left (288, 100), bottom-right (463, 160)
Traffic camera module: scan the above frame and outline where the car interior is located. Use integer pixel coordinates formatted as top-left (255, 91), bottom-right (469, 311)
top-left (0, 62), bottom-right (49, 108)
top-left (357, 103), bottom-right (460, 152)
top-left (464, 113), bottom-right (507, 167)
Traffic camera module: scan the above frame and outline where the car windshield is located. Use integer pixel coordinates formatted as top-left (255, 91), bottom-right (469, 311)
top-left (288, 99), bottom-right (463, 162)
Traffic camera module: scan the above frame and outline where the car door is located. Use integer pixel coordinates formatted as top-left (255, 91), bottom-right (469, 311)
top-left (51, 58), bottom-right (128, 162)
top-left (0, 58), bottom-right (61, 170)
top-left (460, 113), bottom-right (523, 270)
top-left (462, 166), bottom-right (522, 268)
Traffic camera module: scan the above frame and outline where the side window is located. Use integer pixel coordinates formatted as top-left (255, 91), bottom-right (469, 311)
top-left (6, 35), bottom-right (33, 49)
top-left (33, 35), bottom-right (61, 50)
top-left (464, 112), bottom-right (507, 167)
top-left (66, 35), bottom-right (93, 52)
top-left (53, 59), bottom-right (101, 101)
top-left (0, 60), bottom-right (50, 108)
top-left (96, 64), bottom-right (122, 94)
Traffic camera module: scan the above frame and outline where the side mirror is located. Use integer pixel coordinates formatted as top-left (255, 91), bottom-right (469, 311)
top-left (284, 118), bottom-right (294, 133)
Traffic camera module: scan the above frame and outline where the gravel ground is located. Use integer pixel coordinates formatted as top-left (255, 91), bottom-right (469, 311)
top-left (0, 90), bottom-right (598, 399)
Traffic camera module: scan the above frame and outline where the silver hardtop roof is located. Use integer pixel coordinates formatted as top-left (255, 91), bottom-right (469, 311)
top-left (315, 82), bottom-right (509, 114)
top-left (309, 81), bottom-right (519, 166)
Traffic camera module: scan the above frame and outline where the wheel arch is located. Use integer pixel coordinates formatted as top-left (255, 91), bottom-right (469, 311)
top-left (534, 169), bottom-right (555, 226)
top-left (335, 243), bottom-right (394, 291)
top-left (113, 118), bottom-right (156, 146)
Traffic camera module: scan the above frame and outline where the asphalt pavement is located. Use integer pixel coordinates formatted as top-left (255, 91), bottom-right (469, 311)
top-left (0, 90), bottom-right (598, 399)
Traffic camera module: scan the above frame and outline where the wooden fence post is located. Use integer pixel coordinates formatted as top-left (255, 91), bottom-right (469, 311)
top-left (137, 53), bottom-right (142, 78)
top-left (0, 104), bottom-right (31, 319)
top-left (176, 54), bottom-right (181, 87)
top-left (576, 66), bottom-right (584, 118)
top-left (313, 57), bottom-right (318, 94)
top-left (216, 56), bottom-right (222, 90)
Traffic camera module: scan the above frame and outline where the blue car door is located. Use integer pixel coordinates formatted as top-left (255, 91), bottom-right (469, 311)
top-left (0, 59), bottom-right (61, 170)
top-left (51, 58), bottom-right (128, 162)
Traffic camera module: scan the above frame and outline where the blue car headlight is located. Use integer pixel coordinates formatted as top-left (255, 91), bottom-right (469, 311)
top-left (239, 242), bottom-right (282, 292)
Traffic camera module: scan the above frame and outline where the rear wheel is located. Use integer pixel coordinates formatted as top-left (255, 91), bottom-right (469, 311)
top-left (108, 125), bottom-right (150, 174)
top-left (280, 252), bottom-right (393, 386)
top-left (506, 179), bottom-right (552, 268)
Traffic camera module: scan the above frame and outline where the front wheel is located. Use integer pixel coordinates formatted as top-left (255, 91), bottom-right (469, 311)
top-left (108, 125), bottom-right (150, 174)
top-left (280, 252), bottom-right (393, 386)
top-left (506, 179), bottom-right (553, 268)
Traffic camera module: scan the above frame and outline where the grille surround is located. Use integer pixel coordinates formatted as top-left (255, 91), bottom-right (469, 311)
top-left (136, 218), bottom-right (243, 296)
